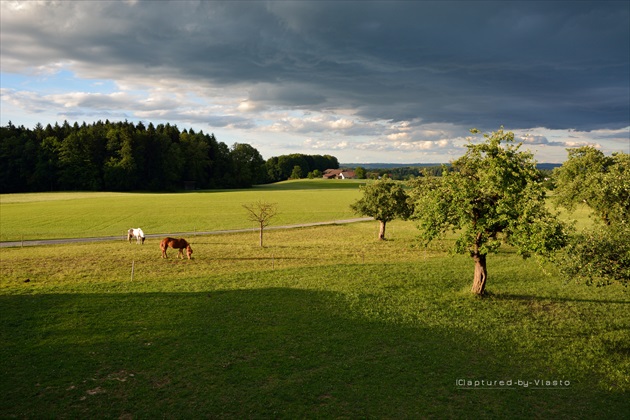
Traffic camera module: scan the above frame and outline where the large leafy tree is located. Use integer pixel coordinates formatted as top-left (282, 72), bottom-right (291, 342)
top-left (350, 178), bottom-right (414, 240)
top-left (411, 128), bottom-right (568, 296)
top-left (553, 147), bottom-right (629, 226)
top-left (553, 147), bottom-right (629, 286)
top-left (230, 143), bottom-right (266, 187)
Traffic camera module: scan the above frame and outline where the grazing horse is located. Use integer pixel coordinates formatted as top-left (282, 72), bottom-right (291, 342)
top-left (160, 237), bottom-right (193, 259)
top-left (128, 228), bottom-right (146, 244)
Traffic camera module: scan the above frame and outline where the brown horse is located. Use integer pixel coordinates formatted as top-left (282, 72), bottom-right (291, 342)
top-left (160, 237), bottom-right (193, 259)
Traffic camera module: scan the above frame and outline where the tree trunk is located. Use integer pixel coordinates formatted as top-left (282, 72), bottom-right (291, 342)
top-left (378, 220), bottom-right (387, 240)
top-left (471, 253), bottom-right (487, 296)
top-left (259, 223), bottom-right (264, 247)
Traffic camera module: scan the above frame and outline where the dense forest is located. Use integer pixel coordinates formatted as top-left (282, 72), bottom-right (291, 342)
top-left (0, 121), bottom-right (339, 193)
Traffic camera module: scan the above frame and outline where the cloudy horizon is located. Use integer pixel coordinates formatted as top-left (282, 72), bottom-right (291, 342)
top-left (1, 1), bottom-right (628, 163)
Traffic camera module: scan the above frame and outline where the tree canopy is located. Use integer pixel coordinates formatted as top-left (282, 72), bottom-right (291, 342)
top-left (350, 178), bottom-right (414, 240)
top-left (553, 146), bottom-right (630, 226)
top-left (411, 128), bottom-right (569, 295)
top-left (552, 147), bottom-right (629, 287)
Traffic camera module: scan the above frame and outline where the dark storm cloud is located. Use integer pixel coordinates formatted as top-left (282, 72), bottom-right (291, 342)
top-left (2, 1), bottom-right (628, 131)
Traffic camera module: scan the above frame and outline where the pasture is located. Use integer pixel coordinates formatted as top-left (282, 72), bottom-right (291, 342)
top-left (1, 182), bottom-right (628, 418)
top-left (0, 179), bottom-right (365, 242)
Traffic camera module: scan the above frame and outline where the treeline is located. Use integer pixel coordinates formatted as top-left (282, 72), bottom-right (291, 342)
top-left (0, 121), bottom-right (339, 193)
top-left (265, 153), bottom-right (339, 181)
top-left (354, 165), bottom-right (445, 180)
top-left (352, 164), bottom-right (557, 181)
top-left (356, 165), bottom-right (553, 181)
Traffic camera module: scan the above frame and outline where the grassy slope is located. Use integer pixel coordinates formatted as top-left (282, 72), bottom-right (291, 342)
top-left (0, 179), bottom-right (365, 242)
top-left (1, 184), bottom-right (628, 418)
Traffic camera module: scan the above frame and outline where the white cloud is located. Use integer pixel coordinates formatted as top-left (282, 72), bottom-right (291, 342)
top-left (263, 113), bottom-right (362, 134)
top-left (330, 118), bottom-right (354, 130)
top-left (237, 100), bottom-right (261, 113)
top-left (358, 138), bottom-right (453, 152)
top-left (386, 132), bottom-right (410, 141)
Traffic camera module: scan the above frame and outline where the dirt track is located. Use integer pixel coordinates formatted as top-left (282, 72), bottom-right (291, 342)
top-left (0, 217), bottom-right (373, 248)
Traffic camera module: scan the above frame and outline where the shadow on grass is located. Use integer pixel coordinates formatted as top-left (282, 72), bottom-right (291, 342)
top-left (0, 288), bottom-right (626, 418)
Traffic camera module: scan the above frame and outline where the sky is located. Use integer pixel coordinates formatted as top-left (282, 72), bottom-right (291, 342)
top-left (1, 1), bottom-right (629, 163)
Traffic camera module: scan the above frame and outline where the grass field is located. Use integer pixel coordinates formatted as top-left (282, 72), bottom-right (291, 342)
top-left (1, 183), bottom-right (628, 418)
top-left (0, 179), bottom-right (366, 242)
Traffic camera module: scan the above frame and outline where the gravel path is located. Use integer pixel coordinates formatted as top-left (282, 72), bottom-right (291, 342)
top-left (0, 217), bottom-right (373, 248)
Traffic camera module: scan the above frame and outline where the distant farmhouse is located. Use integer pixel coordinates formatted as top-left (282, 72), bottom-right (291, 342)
top-left (323, 169), bottom-right (356, 179)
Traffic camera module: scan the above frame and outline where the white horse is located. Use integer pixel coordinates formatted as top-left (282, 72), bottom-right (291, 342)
top-left (127, 228), bottom-right (145, 244)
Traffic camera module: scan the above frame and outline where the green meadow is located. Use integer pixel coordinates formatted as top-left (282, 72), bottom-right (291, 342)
top-left (1, 181), bottom-right (628, 418)
top-left (0, 179), bottom-right (365, 242)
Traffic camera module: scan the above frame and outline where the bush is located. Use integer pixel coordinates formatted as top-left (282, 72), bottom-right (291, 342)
top-left (555, 224), bottom-right (630, 287)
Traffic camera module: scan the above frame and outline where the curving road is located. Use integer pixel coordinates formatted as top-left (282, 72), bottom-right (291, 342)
top-left (0, 217), bottom-right (373, 248)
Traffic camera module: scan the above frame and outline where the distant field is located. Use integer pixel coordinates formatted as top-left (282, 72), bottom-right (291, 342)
top-left (1, 179), bottom-right (595, 243)
top-left (0, 179), bottom-right (366, 242)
